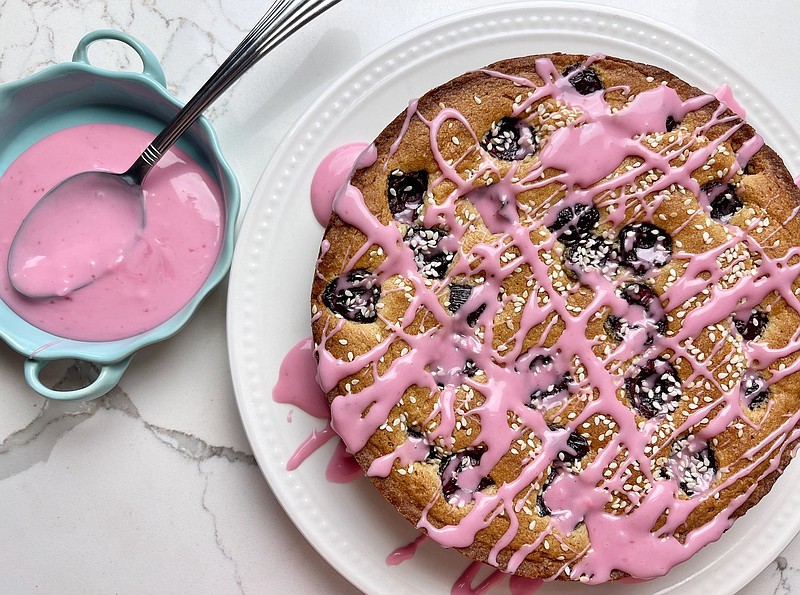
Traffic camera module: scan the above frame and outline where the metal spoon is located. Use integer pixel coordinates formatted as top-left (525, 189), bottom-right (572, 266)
top-left (8, 0), bottom-right (341, 299)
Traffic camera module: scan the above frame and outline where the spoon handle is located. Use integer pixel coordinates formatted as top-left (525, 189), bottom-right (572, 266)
top-left (124, 0), bottom-right (342, 184)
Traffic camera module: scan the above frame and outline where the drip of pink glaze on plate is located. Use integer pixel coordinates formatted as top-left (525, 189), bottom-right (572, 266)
top-left (714, 83), bottom-right (746, 119)
top-left (508, 575), bottom-right (544, 595)
top-left (325, 438), bottom-right (362, 483)
top-left (276, 144), bottom-right (387, 475)
top-left (452, 563), bottom-right (543, 595)
top-left (273, 337), bottom-right (330, 419)
top-left (451, 562), bottom-right (507, 595)
top-left (385, 532), bottom-right (428, 566)
top-left (274, 342), bottom-right (361, 474)
top-left (331, 144), bottom-right (379, 221)
top-left (385, 524), bottom-right (544, 595)
top-left (286, 422), bottom-right (337, 472)
top-left (310, 142), bottom-right (371, 226)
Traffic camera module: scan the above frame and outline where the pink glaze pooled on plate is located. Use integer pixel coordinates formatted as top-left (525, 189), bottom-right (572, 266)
top-left (310, 141), bottom-right (371, 226)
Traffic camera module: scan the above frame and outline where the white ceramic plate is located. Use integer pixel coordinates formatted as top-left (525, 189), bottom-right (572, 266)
top-left (227, 3), bottom-right (800, 594)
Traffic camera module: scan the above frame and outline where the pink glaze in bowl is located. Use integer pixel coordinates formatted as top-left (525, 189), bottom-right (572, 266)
top-left (0, 30), bottom-right (240, 401)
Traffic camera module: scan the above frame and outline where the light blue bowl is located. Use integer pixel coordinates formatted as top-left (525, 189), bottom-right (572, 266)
top-left (0, 30), bottom-right (240, 401)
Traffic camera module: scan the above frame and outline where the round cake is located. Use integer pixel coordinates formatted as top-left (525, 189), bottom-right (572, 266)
top-left (310, 53), bottom-right (800, 584)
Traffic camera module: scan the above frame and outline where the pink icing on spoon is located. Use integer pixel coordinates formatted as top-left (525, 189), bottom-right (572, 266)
top-left (0, 123), bottom-right (225, 341)
top-left (273, 337), bottom-right (362, 474)
top-left (8, 171), bottom-right (144, 298)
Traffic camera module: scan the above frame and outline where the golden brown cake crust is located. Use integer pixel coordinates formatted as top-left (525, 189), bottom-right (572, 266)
top-left (311, 53), bottom-right (800, 583)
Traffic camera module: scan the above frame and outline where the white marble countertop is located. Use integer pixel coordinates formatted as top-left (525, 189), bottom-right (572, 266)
top-left (0, 1), bottom-right (798, 593)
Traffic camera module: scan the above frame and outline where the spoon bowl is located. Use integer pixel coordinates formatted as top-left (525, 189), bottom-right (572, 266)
top-left (8, 170), bottom-right (145, 298)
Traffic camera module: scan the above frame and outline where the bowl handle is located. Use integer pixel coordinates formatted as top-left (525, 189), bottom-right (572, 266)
top-left (23, 356), bottom-right (133, 402)
top-left (72, 29), bottom-right (167, 88)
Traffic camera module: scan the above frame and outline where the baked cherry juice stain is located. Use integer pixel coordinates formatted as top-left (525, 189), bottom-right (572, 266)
top-left (0, 123), bottom-right (225, 342)
top-left (385, 532), bottom-right (427, 566)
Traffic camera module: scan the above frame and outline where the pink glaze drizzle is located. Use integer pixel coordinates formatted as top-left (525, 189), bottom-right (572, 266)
top-left (274, 337), bottom-right (330, 419)
top-left (452, 562), bottom-right (507, 595)
top-left (273, 339), bottom-right (520, 593)
top-left (386, 533), bottom-right (428, 566)
top-left (387, 531), bottom-right (543, 595)
top-left (285, 422), bottom-right (336, 472)
top-left (274, 338), bottom-right (364, 477)
top-left (452, 562), bottom-right (544, 595)
top-left (713, 83), bottom-right (747, 120)
top-left (310, 142), bottom-right (371, 226)
top-left (326, 439), bottom-right (363, 483)
top-left (313, 56), bottom-right (800, 584)
top-left (508, 575), bottom-right (544, 595)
